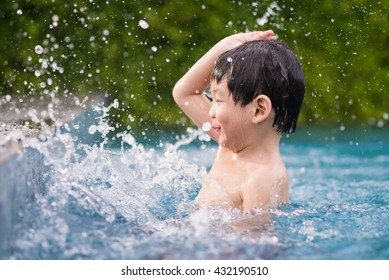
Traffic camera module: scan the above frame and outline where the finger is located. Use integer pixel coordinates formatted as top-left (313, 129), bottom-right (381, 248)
top-left (248, 31), bottom-right (269, 40)
top-left (259, 30), bottom-right (275, 37)
top-left (255, 30), bottom-right (277, 40)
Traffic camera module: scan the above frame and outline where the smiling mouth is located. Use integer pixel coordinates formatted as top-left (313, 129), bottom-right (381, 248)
top-left (213, 126), bottom-right (221, 133)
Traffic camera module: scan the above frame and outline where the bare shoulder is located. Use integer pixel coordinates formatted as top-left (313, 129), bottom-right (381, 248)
top-left (240, 161), bottom-right (289, 212)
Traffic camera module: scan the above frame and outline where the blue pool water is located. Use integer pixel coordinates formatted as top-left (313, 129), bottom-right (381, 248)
top-left (5, 107), bottom-right (389, 259)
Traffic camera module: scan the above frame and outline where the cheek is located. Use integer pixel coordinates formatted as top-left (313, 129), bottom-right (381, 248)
top-left (217, 107), bottom-right (243, 128)
top-left (215, 106), bottom-right (230, 123)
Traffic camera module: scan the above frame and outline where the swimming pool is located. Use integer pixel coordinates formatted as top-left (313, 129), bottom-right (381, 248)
top-left (3, 110), bottom-right (389, 259)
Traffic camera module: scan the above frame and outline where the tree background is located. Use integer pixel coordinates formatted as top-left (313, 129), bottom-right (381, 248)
top-left (1, 0), bottom-right (388, 134)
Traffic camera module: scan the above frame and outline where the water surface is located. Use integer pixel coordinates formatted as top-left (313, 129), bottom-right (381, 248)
top-left (9, 120), bottom-right (389, 260)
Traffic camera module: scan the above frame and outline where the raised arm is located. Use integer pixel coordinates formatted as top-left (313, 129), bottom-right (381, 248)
top-left (172, 30), bottom-right (277, 142)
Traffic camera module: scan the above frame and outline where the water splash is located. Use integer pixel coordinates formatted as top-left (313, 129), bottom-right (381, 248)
top-left (6, 102), bottom-right (389, 259)
top-left (256, 1), bottom-right (281, 26)
top-left (6, 98), bottom-right (291, 259)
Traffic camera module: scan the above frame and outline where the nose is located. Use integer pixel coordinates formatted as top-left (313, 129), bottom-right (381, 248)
top-left (209, 102), bottom-right (216, 118)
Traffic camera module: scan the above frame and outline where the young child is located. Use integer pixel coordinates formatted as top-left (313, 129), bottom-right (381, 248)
top-left (173, 30), bottom-right (305, 213)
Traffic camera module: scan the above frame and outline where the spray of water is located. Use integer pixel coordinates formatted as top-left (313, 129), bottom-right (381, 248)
top-left (6, 95), bottom-right (281, 259)
top-left (1, 2), bottom-right (292, 259)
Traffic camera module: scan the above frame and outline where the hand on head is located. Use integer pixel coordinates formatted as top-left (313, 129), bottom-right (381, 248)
top-left (243, 30), bottom-right (278, 41)
top-left (222, 30), bottom-right (278, 51)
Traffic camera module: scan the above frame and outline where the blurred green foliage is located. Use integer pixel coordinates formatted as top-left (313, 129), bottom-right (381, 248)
top-left (1, 0), bottom-right (388, 133)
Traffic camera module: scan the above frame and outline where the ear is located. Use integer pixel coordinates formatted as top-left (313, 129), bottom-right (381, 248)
top-left (252, 95), bottom-right (272, 124)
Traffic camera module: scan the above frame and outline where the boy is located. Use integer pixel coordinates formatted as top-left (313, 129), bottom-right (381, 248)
top-left (172, 30), bottom-right (305, 213)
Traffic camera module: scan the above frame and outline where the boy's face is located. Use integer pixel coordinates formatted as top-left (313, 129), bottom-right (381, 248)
top-left (209, 78), bottom-right (253, 153)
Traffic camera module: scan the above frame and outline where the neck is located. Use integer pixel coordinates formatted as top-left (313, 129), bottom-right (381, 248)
top-left (239, 130), bottom-right (280, 162)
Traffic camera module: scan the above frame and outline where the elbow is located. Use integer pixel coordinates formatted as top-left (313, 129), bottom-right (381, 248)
top-left (172, 84), bottom-right (179, 101)
top-left (172, 81), bottom-right (183, 104)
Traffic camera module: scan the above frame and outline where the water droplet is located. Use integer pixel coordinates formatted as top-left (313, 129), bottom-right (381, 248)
top-left (256, 18), bottom-right (267, 26)
top-left (17, 9), bottom-right (23, 15)
top-left (34, 45), bottom-right (43, 55)
top-left (202, 122), bottom-right (211, 132)
top-left (112, 99), bottom-right (119, 109)
top-left (34, 70), bottom-right (41, 77)
top-left (88, 125), bottom-right (97, 134)
top-left (138, 19), bottom-right (149, 29)
top-left (227, 57), bottom-right (233, 62)
top-left (52, 15), bottom-right (59, 27)
top-left (151, 46), bottom-right (158, 52)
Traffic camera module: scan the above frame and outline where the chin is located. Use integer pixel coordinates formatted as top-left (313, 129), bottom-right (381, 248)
top-left (218, 139), bottom-right (229, 149)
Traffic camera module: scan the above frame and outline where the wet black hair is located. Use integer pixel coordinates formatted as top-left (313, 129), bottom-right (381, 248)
top-left (211, 40), bottom-right (305, 134)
